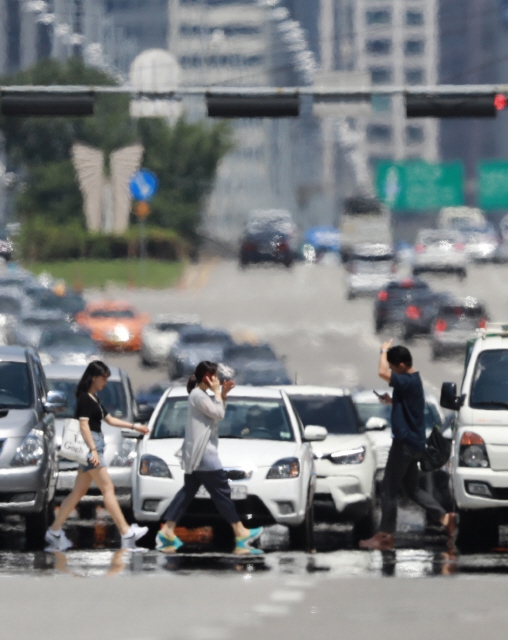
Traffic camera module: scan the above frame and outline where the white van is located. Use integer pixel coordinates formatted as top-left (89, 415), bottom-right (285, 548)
top-left (440, 323), bottom-right (508, 551)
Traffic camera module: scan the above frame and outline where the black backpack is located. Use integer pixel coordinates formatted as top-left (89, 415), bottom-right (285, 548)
top-left (420, 426), bottom-right (452, 473)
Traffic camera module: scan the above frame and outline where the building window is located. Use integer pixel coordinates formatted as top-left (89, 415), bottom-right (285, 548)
top-left (405, 39), bottom-right (425, 56)
top-left (366, 9), bottom-right (391, 25)
top-left (366, 39), bottom-right (392, 55)
top-left (371, 95), bottom-right (392, 112)
top-left (367, 124), bottom-right (393, 143)
top-left (405, 68), bottom-right (425, 85)
top-left (370, 67), bottom-right (393, 84)
top-left (406, 125), bottom-right (425, 144)
top-left (406, 10), bottom-right (424, 26)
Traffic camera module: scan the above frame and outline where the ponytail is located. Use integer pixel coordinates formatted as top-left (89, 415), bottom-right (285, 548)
top-left (187, 361), bottom-right (218, 394)
top-left (186, 374), bottom-right (197, 394)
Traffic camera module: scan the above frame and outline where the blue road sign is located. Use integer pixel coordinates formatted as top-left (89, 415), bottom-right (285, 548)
top-left (129, 170), bottom-right (158, 201)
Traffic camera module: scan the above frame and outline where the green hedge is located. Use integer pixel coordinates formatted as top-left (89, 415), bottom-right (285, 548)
top-left (18, 220), bottom-right (190, 262)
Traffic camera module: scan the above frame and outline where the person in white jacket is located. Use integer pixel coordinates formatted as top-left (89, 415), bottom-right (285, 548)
top-left (156, 360), bottom-right (263, 554)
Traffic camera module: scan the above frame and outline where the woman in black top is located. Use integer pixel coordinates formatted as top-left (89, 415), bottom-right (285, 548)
top-left (46, 361), bottom-right (150, 550)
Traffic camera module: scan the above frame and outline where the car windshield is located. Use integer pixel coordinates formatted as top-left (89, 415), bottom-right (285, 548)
top-left (151, 397), bottom-right (295, 441)
top-left (419, 232), bottom-right (460, 245)
top-left (155, 322), bottom-right (186, 332)
top-left (40, 332), bottom-right (95, 350)
top-left (90, 309), bottom-right (135, 319)
top-left (470, 350), bottom-right (508, 410)
top-left (181, 333), bottom-right (228, 345)
top-left (0, 297), bottom-right (21, 315)
top-left (39, 294), bottom-right (85, 315)
top-left (355, 401), bottom-right (442, 431)
top-left (22, 318), bottom-right (64, 328)
top-left (290, 395), bottom-right (361, 435)
top-left (47, 378), bottom-right (128, 418)
top-left (236, 368), bottom-right (291, 386)
top-left (0, 362), bottom-right (33, 408)
top-left (224, 345), bottom-right (275, 360)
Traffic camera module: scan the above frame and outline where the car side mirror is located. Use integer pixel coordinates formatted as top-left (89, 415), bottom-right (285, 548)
top-left (440, 382), bottom-right (465, 411)
top-left (121, 429), bottom-right (144, 439)
top-left (136, 404), bottom-right (154, 424)
top-left (304, 425), bottom-right (328, 442)
top-left (365, 416), bottom-right (389, 431)
top-left (44, 390), bottom-right (67, 413)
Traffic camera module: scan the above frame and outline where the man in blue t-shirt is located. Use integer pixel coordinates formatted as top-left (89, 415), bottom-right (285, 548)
top-left (359, 341), bottom-right (455, 551)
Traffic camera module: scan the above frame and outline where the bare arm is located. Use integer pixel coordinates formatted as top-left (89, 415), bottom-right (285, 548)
top-left (104, 414), bottom-right (149, 434)
top-left (378, 339), bottom-right (393, 383)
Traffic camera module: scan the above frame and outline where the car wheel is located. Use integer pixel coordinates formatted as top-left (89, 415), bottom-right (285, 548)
top-left (25, 497), bottom-right (55, 550)
top-left (412, 268), bottom-right (420, 276)
top-left (458, 269), bottom-right (467, 281)
top-left (121, 506), bottom-right (135, 524)
top-left (375, 320), bottom-right (384, 334)
top-left (347, 290), bottom-right (355, 300)
top-left (137, 522), bottom-right (160, 549)
top-left (456, 509), bottom-right (499, 553)
top-left (288, 494), bottom-right (314, 552)
top-left (141, 356), bottom-right (154, 368)
top-left (77, 503), bottom-right (96, 520)
top-left (213, 521), bottom-right (235, 552)
top-left (352, 501), bottom-right (375, 544)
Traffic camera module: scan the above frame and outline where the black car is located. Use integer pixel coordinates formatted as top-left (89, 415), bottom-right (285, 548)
top-left (401, 289), bottom-right (452, 341)
top-left (374, 278), bottom-right (431, 333)
top-left (239, 230), bottom-right (294, 268)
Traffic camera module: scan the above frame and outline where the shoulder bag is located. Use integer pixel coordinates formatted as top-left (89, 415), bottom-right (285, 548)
top-left (59, 418), bottom-right (89, 465)
top-left (400, 401), bottom-right (452, 472)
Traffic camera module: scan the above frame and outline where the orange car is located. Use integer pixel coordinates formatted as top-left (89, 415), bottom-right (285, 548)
top-left (75, 301), bottom-right (150, 352)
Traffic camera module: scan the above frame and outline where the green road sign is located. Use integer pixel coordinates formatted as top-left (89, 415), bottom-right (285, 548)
top-left (478, 161), bottom-right (508, 209)
top-left (376, 161), bottom-right (464, 211)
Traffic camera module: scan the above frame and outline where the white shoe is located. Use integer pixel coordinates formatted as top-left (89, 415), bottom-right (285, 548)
top-left (121, 523), bottom-right (149, 549)
top-left (45, 528), bottom-right (73, 551)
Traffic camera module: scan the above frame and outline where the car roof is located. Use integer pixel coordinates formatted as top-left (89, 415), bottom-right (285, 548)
top-left (43, 363), bottom-right (122, 381)
top-left (276, 385), bottom-right (350, 397)
top-left (0, 345), bottom-right (28, 362)
top-left (168, 385), bottom-right (284, 399)
top-left (387, 278), bottom-right (429, 289)
top-left (438, 297), bottom-right (485, 310)
top-left (179, 326), bottom-right (230, 337)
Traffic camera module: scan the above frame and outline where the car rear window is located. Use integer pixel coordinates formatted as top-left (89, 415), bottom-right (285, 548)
top-left (151, 397), bottom-right (295, 441)
top-left (438, 304), bottom-right (486, 329)
top-left (290, 395), bottom-right (361, 435)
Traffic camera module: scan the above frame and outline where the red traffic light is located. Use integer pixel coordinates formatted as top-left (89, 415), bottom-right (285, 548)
top-left (494, 94), bottom-right (507, 111)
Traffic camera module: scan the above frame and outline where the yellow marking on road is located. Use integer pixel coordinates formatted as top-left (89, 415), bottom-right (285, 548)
top-left (177, 259), bottom-right (219, 291)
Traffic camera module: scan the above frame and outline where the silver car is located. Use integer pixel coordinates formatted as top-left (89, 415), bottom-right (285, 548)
top-left (44, 363), bottom-right (149, 518)
top-left (140, 314), bottom-right (200, 367)
top-left (0, 346), bottom-right (65, 548)
top-left (345, 243), bottom-right (396, 299)
top-left (412, 229), bottom-right (467, 279)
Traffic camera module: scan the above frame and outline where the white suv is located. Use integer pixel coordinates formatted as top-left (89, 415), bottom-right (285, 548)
top-left (441, 323), bottom-right (508, 551)
top-left (279, 386), bottom-right (377, 542)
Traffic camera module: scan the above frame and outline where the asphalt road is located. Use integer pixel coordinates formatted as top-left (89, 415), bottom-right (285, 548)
top-left (3, 258), bottom-right (508, 639)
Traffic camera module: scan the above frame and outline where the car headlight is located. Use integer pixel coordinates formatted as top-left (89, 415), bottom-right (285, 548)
top-left (111, 438), bottom-right (137, 467)
top-left (139, 454), bottom-right (172, 478)
top-left (329, 446), bottom-right (366, 465)
top-left (459, 432), bottom-right (490, 468)
top-left (11, 429), bottom-right (44, 467)
top-left (266, 457), bottom-right (300, 479)
top-left (106, 326), bottom-right (132, 342)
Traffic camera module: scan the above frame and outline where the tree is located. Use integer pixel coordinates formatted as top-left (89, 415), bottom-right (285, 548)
top-left (0, 58), bottom-right (233, 240)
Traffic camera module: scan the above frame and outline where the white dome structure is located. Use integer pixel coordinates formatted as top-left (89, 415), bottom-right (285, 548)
top-left (129, 49), bottom-right (182, 120)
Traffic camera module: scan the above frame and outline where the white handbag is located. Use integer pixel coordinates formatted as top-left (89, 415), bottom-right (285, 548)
top-left (60, 419), bottom-right (90, 465)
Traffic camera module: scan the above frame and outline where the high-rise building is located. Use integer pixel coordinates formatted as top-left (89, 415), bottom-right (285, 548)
top-left (0, 1), bottom-right (138, 78)
top-left (167, 0), bottom-right (317, 240)
top-left (351, 0), bottom-right (440, 178)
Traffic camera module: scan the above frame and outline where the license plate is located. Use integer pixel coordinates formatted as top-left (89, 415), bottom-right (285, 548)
top-left (196, 484), bottom-right (247, 500)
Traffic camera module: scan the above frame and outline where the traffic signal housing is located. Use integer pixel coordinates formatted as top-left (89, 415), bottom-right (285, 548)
top-left (405, 93), bottom-right (505, 118)
top-left (1, 92), bottom-right (94, 116)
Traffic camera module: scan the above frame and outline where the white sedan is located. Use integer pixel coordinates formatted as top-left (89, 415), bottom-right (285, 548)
top-left (132, 386), bottom-right (326, 550)
top-left (279, 386), bottom-right (377, 542)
